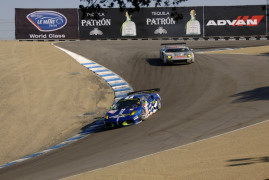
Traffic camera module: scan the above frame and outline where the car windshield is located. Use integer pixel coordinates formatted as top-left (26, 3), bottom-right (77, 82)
top-left (111, 98), bottom-right (141, 110)
top-left (166, 48), bottom-right (189, 53)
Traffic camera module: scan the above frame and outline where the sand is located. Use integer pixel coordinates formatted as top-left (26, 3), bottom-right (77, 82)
top-left (203, 45), bottom-right (269, 55)
top-left (0, 41), bottom-right (114, 165)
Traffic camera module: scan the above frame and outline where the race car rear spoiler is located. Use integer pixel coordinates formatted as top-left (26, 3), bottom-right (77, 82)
top-left (161, 43), bottom-right (186, 46)
top-left (127, 88), bottom-right (160, 95)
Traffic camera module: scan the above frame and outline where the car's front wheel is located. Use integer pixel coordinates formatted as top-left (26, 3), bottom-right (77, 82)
top-left (139, 109), bottom-right (147, 121)
top-left (191, 58), bottom-right (195, 63)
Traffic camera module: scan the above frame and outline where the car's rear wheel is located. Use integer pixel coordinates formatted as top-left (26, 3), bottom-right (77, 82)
top-left (157, 99), bottom-right (161, 110)
top-left (139, 109), bottom-right (147, 121)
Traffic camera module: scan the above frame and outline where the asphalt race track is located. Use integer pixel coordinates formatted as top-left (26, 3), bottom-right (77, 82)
top-left (1, 40), bottom-right (269, 180)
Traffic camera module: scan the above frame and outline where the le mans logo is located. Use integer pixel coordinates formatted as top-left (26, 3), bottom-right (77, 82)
top-left (27, 11), bottom-right (67, 32)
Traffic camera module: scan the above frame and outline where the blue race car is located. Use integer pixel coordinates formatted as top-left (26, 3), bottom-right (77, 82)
top-left (104, 88), bottom-right (161, 128)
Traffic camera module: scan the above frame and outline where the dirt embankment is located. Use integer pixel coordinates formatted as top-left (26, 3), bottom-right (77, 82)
top-left (0, 41), bottom-right (114, 165)
top-left (203, 45), bottom-right (269, 55)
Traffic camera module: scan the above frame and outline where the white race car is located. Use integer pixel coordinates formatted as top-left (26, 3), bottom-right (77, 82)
top-left (160, 43), bottom-right (194, 65)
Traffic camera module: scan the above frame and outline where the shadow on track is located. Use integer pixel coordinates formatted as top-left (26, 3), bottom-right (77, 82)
top-left (147, 58), bottom-right (189, 66)
top-left (80, 117), bottom-right (127, 135)
top-left (79, 117), bottom-right (109, 135)
top-left (227, 156), bottom-right (269, 167)
top-left (231, 86), bottom-right (269, 103)
top-left (258, 52), bottom-right (269, 56)
top-left (146, 58), bottom-right (166, 66)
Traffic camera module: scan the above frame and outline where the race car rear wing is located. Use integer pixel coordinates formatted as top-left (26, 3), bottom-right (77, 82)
top-left (127, 88), bottom-right (160, 95)
top-left (161, 43), bottom-right (186, 46)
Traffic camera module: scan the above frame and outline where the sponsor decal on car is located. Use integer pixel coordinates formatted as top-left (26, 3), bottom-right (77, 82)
top-left (27, 11), bottom-right (67, 32)
top-left (108, 110), bottom-right (117, 114)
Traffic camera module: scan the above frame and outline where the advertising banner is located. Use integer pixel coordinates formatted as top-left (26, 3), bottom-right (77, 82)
top-left (265, 4), bottom-right (269, 36)
top-left (204, 5), bottom-right (266, 36)
top-left (15, 8), bottom-right (79, 40)
top-left (79, 8), bottom-right (121, 39)
top-left (79, 7), bottom-right (204, 39)
top-left (136, 7), bottom-right (203, 38)
top-left (16, 6), bottom-right (267, 40)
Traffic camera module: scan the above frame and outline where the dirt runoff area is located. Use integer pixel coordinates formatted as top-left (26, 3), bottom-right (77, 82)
top-left (0, 41), bottom-right (114, 165)
top-left (65, 45), bottom-right (269, 180)
top-left (203, 45), bottom-right (269, 55)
